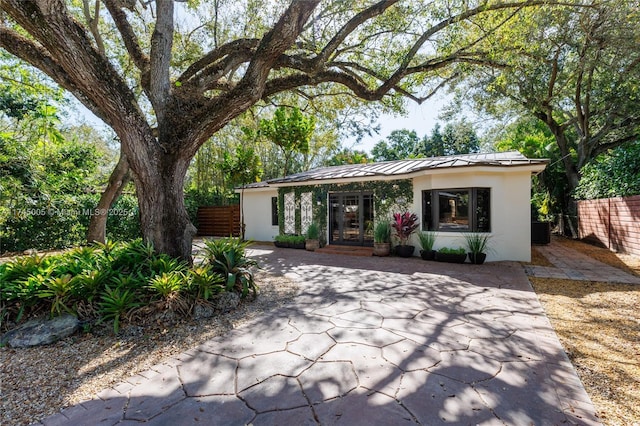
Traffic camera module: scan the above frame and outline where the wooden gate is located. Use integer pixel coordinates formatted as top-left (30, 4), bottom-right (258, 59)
top-left (197, 205), bottom-right (241, 236)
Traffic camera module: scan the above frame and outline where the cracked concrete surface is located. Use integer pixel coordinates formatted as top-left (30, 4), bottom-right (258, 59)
top-left (36, 245), bottom-right (601, 425)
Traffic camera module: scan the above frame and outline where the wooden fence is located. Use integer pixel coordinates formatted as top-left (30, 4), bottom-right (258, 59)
top-left (577, 195), bottom-right (640, 256)
top-left (196, 205), bottom-right (241, 237)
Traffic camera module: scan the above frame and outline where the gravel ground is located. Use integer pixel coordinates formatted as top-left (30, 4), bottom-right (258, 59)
top-left (528, 240), bottom-right (640, 426)
top-left (0, 271), bottom-right (299, 426)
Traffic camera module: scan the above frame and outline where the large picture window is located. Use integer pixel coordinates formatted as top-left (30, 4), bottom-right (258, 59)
top-left (422, 188), bottom-right (490, 232)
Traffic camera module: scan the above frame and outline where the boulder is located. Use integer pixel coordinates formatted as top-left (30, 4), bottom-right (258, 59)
top-left (1, 314), bottom-right (79, 348)
top-left (193, 303), bottom-right (216, 319)
top-left (214, 292), bottom-right (240, 313)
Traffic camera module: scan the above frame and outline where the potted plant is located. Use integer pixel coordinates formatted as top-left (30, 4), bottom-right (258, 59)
top-left (436, 247), bottom-right (467, 263)
top-left (305, 222), bottom-right (320, 251)
top-left (391, 212), bottom-right (419, 257)
top-left (417, 231), bottom-right (437, 260)
top-left (373, 221), bottom-right (391, 256)
top-left (464, 233), bottom-right (492, 264)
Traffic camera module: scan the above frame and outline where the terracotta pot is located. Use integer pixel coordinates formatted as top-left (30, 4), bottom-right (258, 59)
top-left (395, 245), bottom-right (415, 258)
top-left (305, 239), bottom-right (319, 251)
top-left (373, 242), bottom-right (391, 257)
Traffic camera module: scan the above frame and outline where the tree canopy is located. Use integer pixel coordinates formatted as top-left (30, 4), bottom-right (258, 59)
top-left (451, 1), bottom-right (640, 192)
top-left (259, 106), bottom-right (315, 176)
top-left (371, 129), bottom-right (420, 162)
top-left (371, 121), bottom-right (481, 161)
top-left (0, 0), bottom-right (596, 260)
top-left (574, 141), bottom-right (640, 200)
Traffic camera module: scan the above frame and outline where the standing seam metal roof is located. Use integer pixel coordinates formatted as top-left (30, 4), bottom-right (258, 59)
top-left (244, 151), bottom-right (547, 188)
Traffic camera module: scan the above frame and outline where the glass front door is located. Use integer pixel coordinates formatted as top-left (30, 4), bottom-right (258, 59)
top-left (329, 192), bottom-right (374, 246)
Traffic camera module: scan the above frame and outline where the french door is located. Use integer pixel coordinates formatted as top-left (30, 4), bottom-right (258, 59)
top-left (329, 192), bottom-right (374, 246)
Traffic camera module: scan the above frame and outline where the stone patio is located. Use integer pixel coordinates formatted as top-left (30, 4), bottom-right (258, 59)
top-left (35, 244), bottom-right (603, 425)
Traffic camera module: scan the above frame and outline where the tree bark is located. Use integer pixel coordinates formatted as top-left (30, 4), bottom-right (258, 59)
top-left (131, 147), bottom-right (196, 262)
top-left (87, 150), bottom-right (131, 244)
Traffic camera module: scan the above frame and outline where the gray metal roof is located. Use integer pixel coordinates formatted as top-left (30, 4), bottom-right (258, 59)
top-left (244, 151), bottom-right (547, 188)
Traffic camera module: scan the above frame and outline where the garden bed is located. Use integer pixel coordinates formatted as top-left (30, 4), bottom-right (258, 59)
top-left (0, 271), bottom-right (299, 426)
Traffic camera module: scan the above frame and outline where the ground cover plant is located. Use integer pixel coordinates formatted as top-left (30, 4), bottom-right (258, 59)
top-left (0, 238), bottom-right (258, 334)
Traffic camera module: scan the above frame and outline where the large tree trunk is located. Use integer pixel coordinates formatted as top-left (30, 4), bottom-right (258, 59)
top-left (133, 150), bottom-right (196, 262)
top-left (536, 113), bottom-right (582, 192)
top-left (87, 150), bottom-right (131, 244)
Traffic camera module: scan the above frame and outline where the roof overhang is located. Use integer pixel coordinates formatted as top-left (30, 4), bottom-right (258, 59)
top-left (238, 160), bottom-right (549, 192)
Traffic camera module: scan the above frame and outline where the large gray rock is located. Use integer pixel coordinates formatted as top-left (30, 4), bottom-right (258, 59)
top-left (193, 303), bottom-right (216, 319)
top-left (214, 292), bottom-right (240, 313)
top-left (1, 314), bottom-right (79, 348)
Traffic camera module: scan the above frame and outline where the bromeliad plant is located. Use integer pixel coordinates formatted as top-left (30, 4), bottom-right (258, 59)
top-left (1, 237), bottom-right (260, 334)
top-left (391, 212), bottom-right (419, 246)
top-left (202, 238), bottom-right (259, 297)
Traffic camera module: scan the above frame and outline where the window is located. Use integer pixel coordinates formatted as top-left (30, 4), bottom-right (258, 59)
top-left (422, 188), bottom-right (490, 232)
top-left (271, 197), bottom-right (279, 226)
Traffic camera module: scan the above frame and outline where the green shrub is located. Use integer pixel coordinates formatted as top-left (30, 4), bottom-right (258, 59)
top-left (463, 233), bottom-right (492, 254)
top-left (290, 235), bottom-right (305, 245)
top-left (98, 285), bottom-right (142, 334)
top-left (574, 141), bottom-right (640, 200)
top-left (188, 265), bottom-right (225, 301)
top-left (417, 231), bottom-right (437, 251)
top-left (306, 222), bottom-right (319, 240)
top-left (374, 221), bottom-right (391, 243)
top-left (148, 271), bottom-right (185, 299)
top-left (37, 274), bottom-right (76, 316)
top-left (438, 247), bottom-right (466, 255)
top-left (1, 238), bottom-right (259, 333)
top-left (203, 237), bottom-right (259, 298)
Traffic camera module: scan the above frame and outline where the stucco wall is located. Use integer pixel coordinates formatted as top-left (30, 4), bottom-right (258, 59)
top-left (241, 188), bottom-right (279, 242)
top-left (242, 167), bottom-right (534, 261)
top-left (411, 169), bottom-right (532, 262)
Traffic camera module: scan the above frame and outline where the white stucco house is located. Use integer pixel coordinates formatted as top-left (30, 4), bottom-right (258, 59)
top-left (238, 151), bottom-right (547, 262)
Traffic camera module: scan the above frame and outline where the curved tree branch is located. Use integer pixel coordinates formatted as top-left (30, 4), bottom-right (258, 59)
top-left (81, 0), bottom-right (106, 54)
top-left (178, 38), bottom-right (260, 83)
top-left (103, 0), bottom-right (151, 85)
top-left (148, 0), bottom-right (174, 121)
top-left (2, 0), bottom-right (154, 170)
top-left (186, 0), bottom-right (320, 157)
top-left (315, 0), bottom-right (400, 65)
top-left (0, 26), bottom-right (112, 126)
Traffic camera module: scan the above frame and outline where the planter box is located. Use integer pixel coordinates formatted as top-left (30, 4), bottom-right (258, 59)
top-left (274, 241), bottom-right (289, 248)
top-left (292, 242), bottom-right (306, 249)
top-left (436, 252), bottom-right (467, 263)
